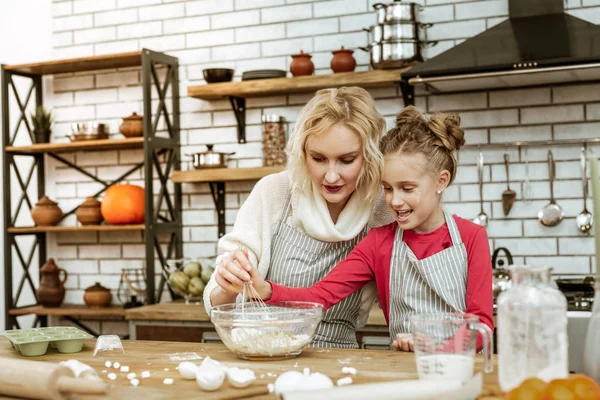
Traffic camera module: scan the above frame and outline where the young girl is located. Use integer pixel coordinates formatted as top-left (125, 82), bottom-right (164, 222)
top-left (241, 105), bottom-right (494, 351)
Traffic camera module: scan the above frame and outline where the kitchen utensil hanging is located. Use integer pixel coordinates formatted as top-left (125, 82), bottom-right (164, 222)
top-left (522, 147), bottom-right (533, 203)
top-left (576, 145), bottom-right (593, 234)
top-left (502, 153), bottom-right (516, 216)
top-left (538, 149), bottom-right (564, 227)
top-left (473, 152), bottom-right (489, 228)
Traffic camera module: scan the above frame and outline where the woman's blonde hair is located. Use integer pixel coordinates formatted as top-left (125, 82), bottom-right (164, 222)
top-left (380, 106), bottom-right (465, 185)
top-left (286, 87), bottom-right (386, 201)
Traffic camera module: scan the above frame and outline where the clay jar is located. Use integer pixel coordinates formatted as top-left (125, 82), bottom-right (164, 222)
top-left (76, 197), bottom-right (103, 225)
top-left (31, 196), bottom-right (62, 226)
top-left (37, 258), bottom-right (68, 307)
top-left (119, 112), bottom-right (143, 138)
top-left (331, 46), bottom-right (357, 73)
top-left (83, 282), bottom-right (112, 308)
top-left (290, 50), bottom-right (315, 77)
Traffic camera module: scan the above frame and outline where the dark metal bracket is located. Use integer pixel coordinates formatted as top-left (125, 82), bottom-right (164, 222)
top-left (398, 80), bottom-right (415, 107)
top-left (229, 96), bottom-right (246, 144)
top-left (208, 182), bottom-right (226, 238)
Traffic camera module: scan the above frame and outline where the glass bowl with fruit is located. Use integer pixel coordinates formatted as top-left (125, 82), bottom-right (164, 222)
top-left (164, 258), bottom-right (215, 304)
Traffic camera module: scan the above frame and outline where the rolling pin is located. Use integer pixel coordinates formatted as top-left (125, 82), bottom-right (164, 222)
top-left (0, 357), bottom-right (107, 400)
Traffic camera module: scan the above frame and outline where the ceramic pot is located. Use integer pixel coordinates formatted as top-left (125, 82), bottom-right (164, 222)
top-left (119, 112), bottom-right (143, 138)
top-left (34, 129), bottom-right (51, 144)
top-left (83, 282), bottom-right (112, 308)
top-left (31, 196), bottom-right (62, 226)
top-left (290, 50), bottom-right (314, 77)
top-left (76, 197), bottom-right (103, 225)
top-left (37, 258), bottom-right (68, 307)
top-left (331, 46), bottom-right (356, 73)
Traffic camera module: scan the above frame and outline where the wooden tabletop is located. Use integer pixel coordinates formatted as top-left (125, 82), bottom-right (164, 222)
top-left (0, 337), bottom-right (502, 399)
top-left (125, 301), bottom-right (389, 327)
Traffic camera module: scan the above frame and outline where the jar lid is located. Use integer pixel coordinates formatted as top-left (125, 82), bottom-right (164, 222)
top-left (36, 196), bottom-right (58, 206)
top-left (79, 197), bottom-right (101, 208)
top-left (332, 46), bottom-right (354, 54)
top-left (291, 50), bottom-right (312, 58)
top-left (85, 282), bottom-right (110, 293)
top-left (123, 112), bottom-right (142, 121)
top-left (41, 258), bottom-right (58, 273)
top-left (262, 114), bottom-right (284, 123)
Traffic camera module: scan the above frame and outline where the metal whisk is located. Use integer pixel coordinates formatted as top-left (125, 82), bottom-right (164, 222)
top-left (237, 243), bottom-right (269, 316)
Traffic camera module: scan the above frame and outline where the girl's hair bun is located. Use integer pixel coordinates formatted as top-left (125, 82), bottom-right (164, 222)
top-left (428, 113), bottom-right (465, 152)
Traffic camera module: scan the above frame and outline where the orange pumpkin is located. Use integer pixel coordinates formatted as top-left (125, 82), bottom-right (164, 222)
top-left (101, 184), bottom-right (145, 225)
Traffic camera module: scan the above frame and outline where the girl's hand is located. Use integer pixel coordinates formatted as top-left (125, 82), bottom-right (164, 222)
top-left (392, 333), bottom-right (414, 352)
top-left (214, 248), bottom-right (253, 295)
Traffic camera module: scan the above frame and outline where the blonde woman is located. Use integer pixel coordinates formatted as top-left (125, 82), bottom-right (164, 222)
top-left (203, 87), bottom-right (393, 348)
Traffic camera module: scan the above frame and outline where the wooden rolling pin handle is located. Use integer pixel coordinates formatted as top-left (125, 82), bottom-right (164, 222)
top-left (57, 377), bottom-right (107, 395)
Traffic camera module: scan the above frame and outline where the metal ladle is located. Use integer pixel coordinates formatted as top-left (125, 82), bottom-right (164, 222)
top-left (576, 146), bottom-right (593, 234)
top-left (538, 150), bottom-right (564, 227)
top-left (472, 152), bottom-right (488, 228)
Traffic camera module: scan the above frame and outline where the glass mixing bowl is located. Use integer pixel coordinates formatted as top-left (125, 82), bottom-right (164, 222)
top-left (211, 301), bottom-right (324, 361)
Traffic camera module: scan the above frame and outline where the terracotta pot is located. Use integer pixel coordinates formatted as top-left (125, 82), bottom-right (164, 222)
top-left (290, 50), bottom-right (315, 77)
top-left (84, 282), bottom-right (112, 308)
top-left (119, 112), bottom-right (143, 138)
top-left (76, 197), bottom-right (103, 225)
top-left (31, 196), bottom-right (62, 226)
top-left (331, 46), bottom-right (357, 73)
top-left (37, 259), bottom-right (67, 307)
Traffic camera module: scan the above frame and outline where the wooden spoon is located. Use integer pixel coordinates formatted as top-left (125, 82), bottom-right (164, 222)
top-left (502, 153), bottom-right (516, 216)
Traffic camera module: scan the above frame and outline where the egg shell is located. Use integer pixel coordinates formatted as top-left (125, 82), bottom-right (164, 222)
top-left (304, 372), bottom-right (334, 390)
top-left (337, 377), bottom-right (353, 386)
top-left (178, 362), bottom-right (198, 380)
top-left (196, 369), bottom-right (225, 391)
top-left (227, 367), bottom-right (256, 388)
top-left (274, 371), bottom-right (305, 394)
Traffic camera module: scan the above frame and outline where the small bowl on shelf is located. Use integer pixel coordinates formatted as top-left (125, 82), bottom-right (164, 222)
top-left (203, 68), bottom-right (234, 83)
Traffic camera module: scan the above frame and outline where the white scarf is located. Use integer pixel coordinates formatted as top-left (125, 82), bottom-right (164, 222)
top-left (291, 182), bottom-right (373, 243)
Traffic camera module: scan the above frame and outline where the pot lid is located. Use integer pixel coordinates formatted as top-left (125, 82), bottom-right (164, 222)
top-left (291, 50), bottom-right (312, 58)
top-left (201, 144), bottom-right (235, 156)
top-left (79, 197), bottom-right (101, 208)
top-left (36, 196), bottom-right (58, 206)
top-left (85, 282), bottom-right (110, 292)
top-left (41, 258), bottom-right (58, 273)
top-left (332, 46), bottom-right (354, 54)
top-left (123, 112), bottom-right (142, 121)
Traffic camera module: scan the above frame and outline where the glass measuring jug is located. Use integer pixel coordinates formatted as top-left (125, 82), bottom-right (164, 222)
top-left (410, 313), bottom-right (493, 382)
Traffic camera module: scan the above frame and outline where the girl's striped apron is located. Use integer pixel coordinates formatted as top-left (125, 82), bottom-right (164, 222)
top-left (267, 194), bottom-right (368, 349)
top-left (388, 211), bottom-right (468, 340)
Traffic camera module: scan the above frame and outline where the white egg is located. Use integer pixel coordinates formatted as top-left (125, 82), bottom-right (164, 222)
top-left (196, 369), bottom-right (225, 391)
top-left (274, 371), bottom-right (305, 394)
top-left (304, 372), bottom-right (334, 390)
top-left (227, 367), bottom-right (256, 388)
top-left (178, 362), bottom-right (198, 380)
top-left (198, 356), bottom-right (224, 372)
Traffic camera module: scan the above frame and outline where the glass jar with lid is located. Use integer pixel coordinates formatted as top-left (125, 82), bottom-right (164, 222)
top-left (262, 114), bottom-right (286, 167)
top-left (497, 265), bottom-right (568, 392)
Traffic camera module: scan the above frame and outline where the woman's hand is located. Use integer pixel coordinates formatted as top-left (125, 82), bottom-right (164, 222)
top-left (214, 248), bottom-right (253, 295)
top-left (392, 333), bottom-right (414, 352)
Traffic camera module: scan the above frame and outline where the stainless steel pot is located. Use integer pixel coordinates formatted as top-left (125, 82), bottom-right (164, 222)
top-left (188, 144), bottom-right (235, 169)
top-left (360, 40), bottom-right (437, 69)
top-left (364, 22), bottom-right (431, 43)
top-left (373, 1), bottom-right (423, 24)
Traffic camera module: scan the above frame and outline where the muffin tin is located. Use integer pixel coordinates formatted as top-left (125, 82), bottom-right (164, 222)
top-left (1, 327), bottom-right (93, 357)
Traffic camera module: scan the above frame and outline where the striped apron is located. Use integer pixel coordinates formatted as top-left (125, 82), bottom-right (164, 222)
top-left (388, 211), bottom-right (468, 340)
top-left (267, 194), bottom-right (368, 349)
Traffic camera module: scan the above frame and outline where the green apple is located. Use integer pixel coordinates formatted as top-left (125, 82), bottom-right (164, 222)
top-left (183, 261), bottom-right (202, 278)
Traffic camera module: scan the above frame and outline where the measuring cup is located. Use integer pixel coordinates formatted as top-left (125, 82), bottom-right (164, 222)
top-left (410, 313), bottom-right (493, 382)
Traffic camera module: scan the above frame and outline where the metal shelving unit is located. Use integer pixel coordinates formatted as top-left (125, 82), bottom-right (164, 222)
top-left (1, 49), bottom-right (182, 332)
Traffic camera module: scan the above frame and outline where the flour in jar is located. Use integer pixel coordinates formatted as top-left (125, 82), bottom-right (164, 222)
top-left (229, 327), bottom-right (311, 356)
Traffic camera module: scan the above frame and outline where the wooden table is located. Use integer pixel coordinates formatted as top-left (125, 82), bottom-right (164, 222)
top-left (0, 337), bottom-right (502, 399)
top-left (125, 301), bottom-right (391, 346)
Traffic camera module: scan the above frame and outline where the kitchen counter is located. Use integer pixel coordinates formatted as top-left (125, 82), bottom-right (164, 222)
top-left (125, 301), bottom-right (390, 345)
top-left (0, 337), bottom-right (502, 399)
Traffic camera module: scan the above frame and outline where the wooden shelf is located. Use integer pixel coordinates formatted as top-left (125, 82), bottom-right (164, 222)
top-left (188, 67), bottom-right (414, 100)
top-left (125, 300), bottom-right (210, 322)
top-left (9, 304), bottom-right (126, 318)
top-left (171, 166), bottom-right (284, 183)
top-left (8, 224), bottom-right (145, 234)
top-left (5, 137), bottom-right (145, 154)
top-left (4, 51), bottom-right (143, 75)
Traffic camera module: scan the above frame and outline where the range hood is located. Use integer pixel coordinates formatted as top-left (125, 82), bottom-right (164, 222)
top-left (403, 0), bottom-right (600, 92)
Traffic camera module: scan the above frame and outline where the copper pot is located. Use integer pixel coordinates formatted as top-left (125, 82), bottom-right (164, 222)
top-left (290, 50), bottom-right (314, 77)
top-left (76, 197), bottom-right (103, 225)
top-left (31, 196), bottom-right (62, 226)
top-left (37, 258), bottom-right (68, 307)
top-left (119, 112), bottom-right (143, 138)
top-left (330, 47), bottom-right (356, 73)
top-left (84, 282), bottom-right (112, 308)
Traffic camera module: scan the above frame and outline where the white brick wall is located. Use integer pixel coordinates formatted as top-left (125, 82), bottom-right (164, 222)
top-left (41, 1), bottom-right (599, 332)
